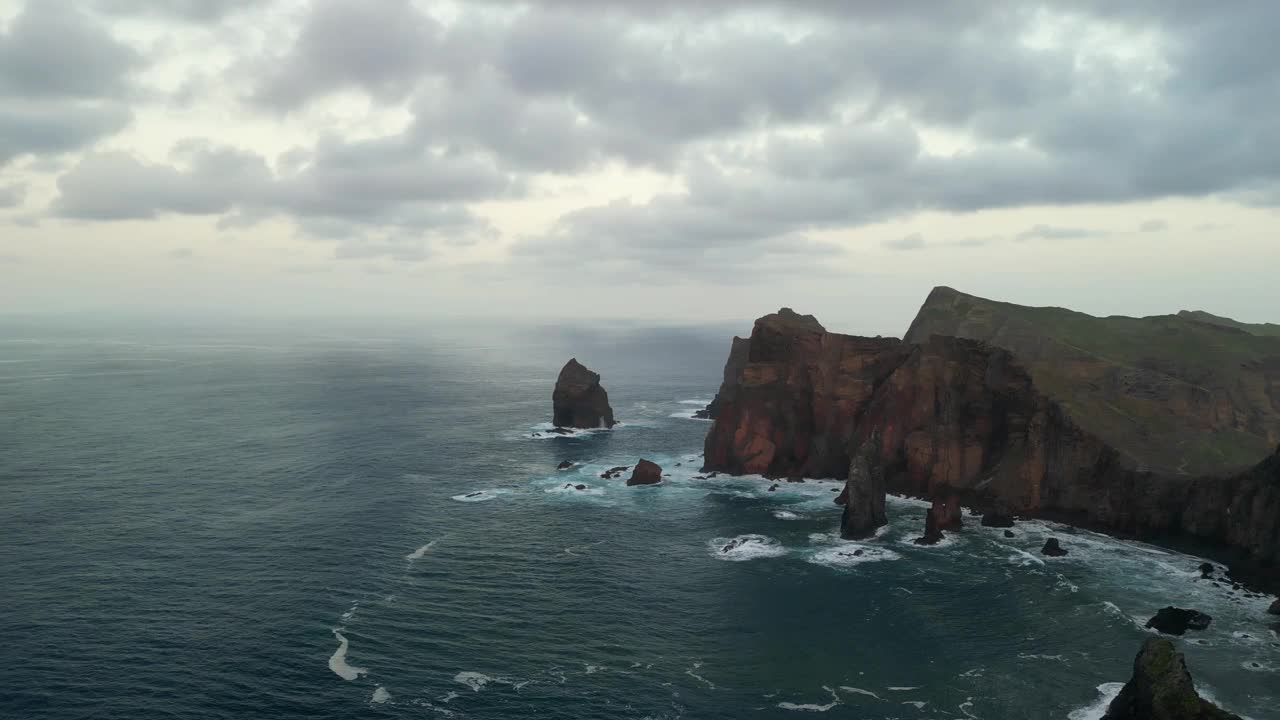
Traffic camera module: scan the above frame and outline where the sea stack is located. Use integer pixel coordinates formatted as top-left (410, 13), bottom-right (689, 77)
top-left (552, 358), bottom-right (616, 429)
top-left (840, 440), bottom-right (888, 539)
top-left (1102, 638), bottom-right (1241, 719)
top-left (627, 459), bottom-right (663, 486)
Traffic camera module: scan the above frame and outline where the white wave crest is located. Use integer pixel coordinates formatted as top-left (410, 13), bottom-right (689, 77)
top-left (328, 630), bottom-right (367, 681)
top-left (778, 686), bottom-right (841, 712)
top-left (451, 490), bottom-right (507, 503)
top-left (708, 534), bottom-right (787, 561)
top-left (371, 686), bottom-right (391, 704)
top-left (1068, 682), bottom-right (1124, 720)
top-left (406, 540), bottom-right (437, 561)
top-left (454, 671), bottom-right (492, 691)
top-left (808, 544), bottom-right (902, 568)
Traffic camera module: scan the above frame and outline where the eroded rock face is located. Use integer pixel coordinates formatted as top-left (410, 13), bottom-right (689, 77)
top-left (1103, 638), bottom-right (1241, 719)
top-left (627, 459), bottom-right (663, 486)
top-left (701, 306), bottom-right (1280, 590)
top-left (553, 359), bottom-right (616, 429)
top-left (702, 308), bottom-right (910, 478)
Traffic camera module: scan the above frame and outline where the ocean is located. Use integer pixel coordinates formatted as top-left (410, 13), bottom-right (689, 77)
top-left (2, 316), bottom-right (1277, 720)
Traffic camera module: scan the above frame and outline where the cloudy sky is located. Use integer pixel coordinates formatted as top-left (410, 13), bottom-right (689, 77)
top-left (2, 1), bottom-right (1278, 334)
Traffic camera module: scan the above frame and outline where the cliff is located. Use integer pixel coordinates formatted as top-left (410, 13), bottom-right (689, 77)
top-left (702, 306), bottom-right (1280, 587)
top-left (905, 286), bottom-right (1280, 475)
top-left (552, 359), bottom-right (616, 429)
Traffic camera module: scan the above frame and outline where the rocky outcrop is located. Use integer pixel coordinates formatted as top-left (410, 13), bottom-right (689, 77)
top-left (839, 440), bottom-right (887, 538)
top-left (1146, 607), bottom-right (1212, 635)
top-left (701, 306), bottom-right (1280, 591)
top-left (702, 308), bottom-right (910, 478)
top-left (1268, 598), bottom-right (1280, 615)
top-left (627, 459), bottom-right (663, 486)
top-left (553, 359), bottom-right (616, 429)
top-left (1042, 538), bottom-right (1068, 557)
top-left (1102, 638), bottom-right (1241, 719)
top-left (913, 509), bottom-right (944, 545)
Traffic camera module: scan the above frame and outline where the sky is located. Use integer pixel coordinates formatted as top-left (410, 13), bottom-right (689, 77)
top-left (1, 0), bottom-right (1279, 336)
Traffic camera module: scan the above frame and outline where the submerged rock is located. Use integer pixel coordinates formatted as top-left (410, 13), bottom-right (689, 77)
top-left (552, 358), bottom-right (616, 429)
top-left (1003, 529), bottom-right (1016, 538)
top-left (626, 459), bottom-right (663, 486)
top-left (600, 465), bottom-right (629, 480)
top-left (1042, 538), bottom-right (1068, 557)
top-left (1197, 562), bottom-right (1215, 579)
top-left (557, 460), bottom-right (574, 470)
top-left (1102, 637), bottom-right (1241, 719)
top-left (1145, 607), bottom-right (1213, 635)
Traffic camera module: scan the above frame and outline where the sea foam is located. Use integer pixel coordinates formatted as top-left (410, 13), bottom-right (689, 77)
top-left (708, 534), bottom-right (787, 561)
top-left (406, 540), bottom-right (437, 561)
top-left (328, 630), bottom-right (367, 681)
top-left (1067, 682), bottom-right (1124, 720)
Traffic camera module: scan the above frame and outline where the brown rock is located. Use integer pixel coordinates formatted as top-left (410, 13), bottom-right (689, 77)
top-left (553, 358), bottom-right (616, 429)
top-left (1103, 638), bottom-right (1241, 719)
top-left (627, 459), bottom-right (663, 486)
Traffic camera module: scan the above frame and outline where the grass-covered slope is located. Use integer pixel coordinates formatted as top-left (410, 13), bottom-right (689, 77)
top-left (905, 287), bottom-right (1280, 475)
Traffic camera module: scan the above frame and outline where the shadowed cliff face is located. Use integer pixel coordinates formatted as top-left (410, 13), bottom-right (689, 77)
top-left (703, 308), bottom-right (1280, 588)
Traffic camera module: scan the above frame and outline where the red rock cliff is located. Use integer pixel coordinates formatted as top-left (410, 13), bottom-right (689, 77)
top-left (703, 309), bottom-right (1280, 587)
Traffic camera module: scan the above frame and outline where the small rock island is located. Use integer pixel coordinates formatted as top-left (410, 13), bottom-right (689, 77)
top-left (552, 358), bottom-right (616, 429)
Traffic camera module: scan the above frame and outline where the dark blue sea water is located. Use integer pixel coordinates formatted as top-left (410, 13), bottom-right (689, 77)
top-left (2, 316), bottom-right (1277, 720)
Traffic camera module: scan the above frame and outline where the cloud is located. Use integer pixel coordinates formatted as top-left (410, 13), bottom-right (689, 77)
top-left (51, 136), bottom-right (516, 246)
top-left (93, 0), bottom-right (275, 21)
top-left (0, 101), bottom-right (133, 167)
top-left (1015, 225), bottom-right (1111, 242)
top-left (1138, 219), bottom-right (1168, 232)
top-left (0, 184), bottom-right (26, 209)
top-left (885, 233), bottom-right (926, 251)
top-left (250, 0), bottom-right (447, 110)
top-left (0, 3), bottom-right (141, 99)
top-left (884, 233), bottom-right (998, 252)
